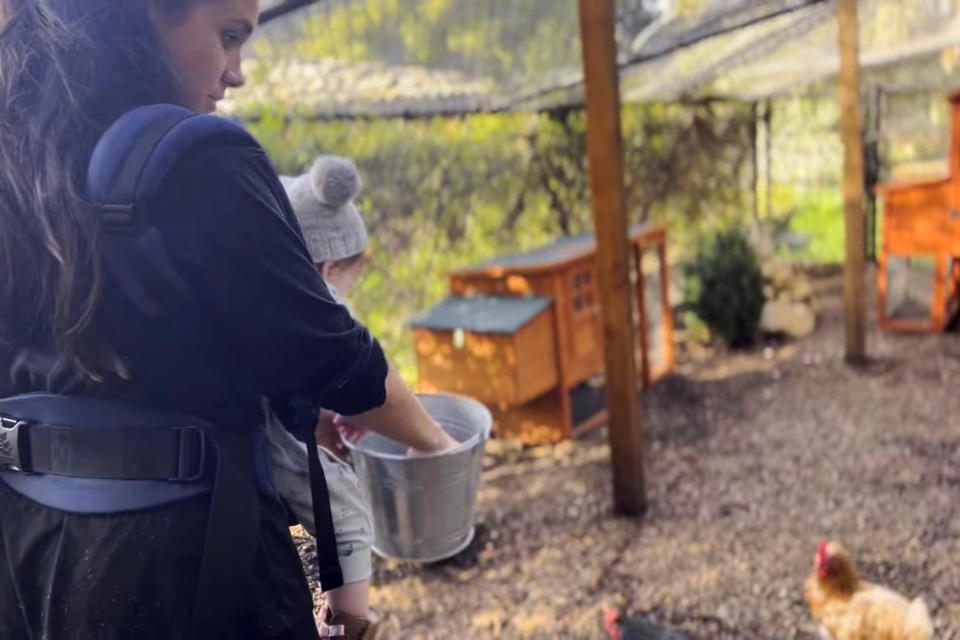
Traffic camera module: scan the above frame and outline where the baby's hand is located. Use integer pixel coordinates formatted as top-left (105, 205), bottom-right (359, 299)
top-left (314, 410), bottom-right (345, 455)
top-left (332, 413), bottom-right (368, 443)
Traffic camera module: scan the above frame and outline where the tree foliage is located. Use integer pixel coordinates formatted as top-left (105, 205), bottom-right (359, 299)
top-left (289, 0), bottom-right (581, 85)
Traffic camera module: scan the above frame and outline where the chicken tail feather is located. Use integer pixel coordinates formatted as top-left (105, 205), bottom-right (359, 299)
top-left (904, 597), bottom-right (934, 640)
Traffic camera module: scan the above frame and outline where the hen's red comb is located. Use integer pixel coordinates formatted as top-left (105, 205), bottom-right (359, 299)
top-left (816, 540), bottom-right (831, 566)
top-left (603, 608), bottom-right (620, 637)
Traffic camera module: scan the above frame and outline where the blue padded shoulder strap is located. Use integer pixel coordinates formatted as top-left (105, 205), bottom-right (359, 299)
top-left (86, 104), bottom-right (259, 228)
top-left (84, 105), bottom-right (261, 316)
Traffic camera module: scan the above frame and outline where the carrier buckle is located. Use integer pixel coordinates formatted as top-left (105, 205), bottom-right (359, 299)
top-left (0, 416), bottom-right (28, 472)
top-left (172, 426), bottom-right (206, 482)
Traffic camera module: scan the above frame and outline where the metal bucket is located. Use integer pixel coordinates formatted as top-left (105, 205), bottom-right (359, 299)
top-left (343, 393), bottom-right (491, 563)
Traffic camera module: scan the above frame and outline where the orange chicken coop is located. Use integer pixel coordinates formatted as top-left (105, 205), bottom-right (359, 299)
top-left (410, 223), bottom-right (674, 445)
top-left (876, 89), bottom-right (960, 332)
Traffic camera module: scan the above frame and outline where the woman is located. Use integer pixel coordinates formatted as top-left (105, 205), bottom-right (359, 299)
top-left (0, 1), bottom-right (455, 638)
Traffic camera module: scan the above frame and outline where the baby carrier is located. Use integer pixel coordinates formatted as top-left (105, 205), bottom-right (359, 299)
top-left (0, 104), bottom-right (343, 637)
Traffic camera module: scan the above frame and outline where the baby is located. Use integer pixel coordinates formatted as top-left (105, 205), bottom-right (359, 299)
top-left (265, 156), bottom-right (382, 640)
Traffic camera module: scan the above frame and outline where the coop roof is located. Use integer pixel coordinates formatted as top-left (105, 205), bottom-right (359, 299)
top-left (223, 0), bottom-right (960, 120)
top-left (410, 296), bottom-right (553, 335)
top-left (469, 235), bottom-right (600, 273)
top-left (454, 223), bottom-right (661, 275)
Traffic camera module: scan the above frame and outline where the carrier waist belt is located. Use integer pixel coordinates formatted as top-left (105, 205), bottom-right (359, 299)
top-left (0, 416), bottom-right (206, 481)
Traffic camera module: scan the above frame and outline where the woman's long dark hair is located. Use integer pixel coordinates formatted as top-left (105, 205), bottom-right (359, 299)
top-left (0, 0), bottom-right (193, 383)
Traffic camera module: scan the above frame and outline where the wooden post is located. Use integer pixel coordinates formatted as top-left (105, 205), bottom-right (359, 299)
top-left (764, 100), bottom-right (772, 220)
top-left (577, 0), bottom-right (646, 515)
top-left (836, 0), bottom-right (867, 363)
top-left (751, 102), bottom-right (760, 232)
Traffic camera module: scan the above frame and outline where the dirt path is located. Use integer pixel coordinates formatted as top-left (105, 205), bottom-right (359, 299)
top-left (297, 267), bottom-right (960, 638)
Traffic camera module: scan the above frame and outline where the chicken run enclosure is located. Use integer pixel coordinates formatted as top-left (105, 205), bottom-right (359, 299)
top-left (242, 0), bottom-right (960, 637)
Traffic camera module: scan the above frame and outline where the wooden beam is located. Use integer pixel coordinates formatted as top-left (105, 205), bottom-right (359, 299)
top-left (577, 0), bottom-right (646, 515)
top-left (836, 0), bottom-right (867, 363)
top-left (259, 0), bottom-right (320, 26)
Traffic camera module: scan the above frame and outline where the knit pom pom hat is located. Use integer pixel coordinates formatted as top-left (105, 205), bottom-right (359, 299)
top-left (281, 156), bottom-right (368, 264)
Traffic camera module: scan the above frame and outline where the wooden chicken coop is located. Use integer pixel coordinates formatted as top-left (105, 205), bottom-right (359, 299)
top-left (876, 89), bottom-right (960, 332)
top-left (411, 223), bottom-right (674, 445)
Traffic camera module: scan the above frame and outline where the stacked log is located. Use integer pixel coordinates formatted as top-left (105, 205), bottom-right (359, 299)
top-left (759, 258), bottom-right (817, 338)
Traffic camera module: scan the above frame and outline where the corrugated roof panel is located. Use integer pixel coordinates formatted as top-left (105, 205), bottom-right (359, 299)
top-left (233, 0), bottom-right (960, 117)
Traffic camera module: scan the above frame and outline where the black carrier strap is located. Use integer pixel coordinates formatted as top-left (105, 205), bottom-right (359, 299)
top-left (272, 398), bottom-right (345, 593)
top-left (307, 431), bottom-right (345, 591)
top-left (191, 428), bottom-right (261, 637)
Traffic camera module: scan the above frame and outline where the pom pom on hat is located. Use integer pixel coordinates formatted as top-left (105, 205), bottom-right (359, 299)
top-left (309, 156), bottom-right (361, 208)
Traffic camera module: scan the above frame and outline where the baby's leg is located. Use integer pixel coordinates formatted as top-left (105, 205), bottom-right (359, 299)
top-left (326, 579), bottom-right (370, 619)
top-left (317, 446), bottom-right (374, 619)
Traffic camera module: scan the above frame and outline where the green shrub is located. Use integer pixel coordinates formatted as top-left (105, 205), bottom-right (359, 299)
top-left (684, 229), bottom-right (764, 347)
